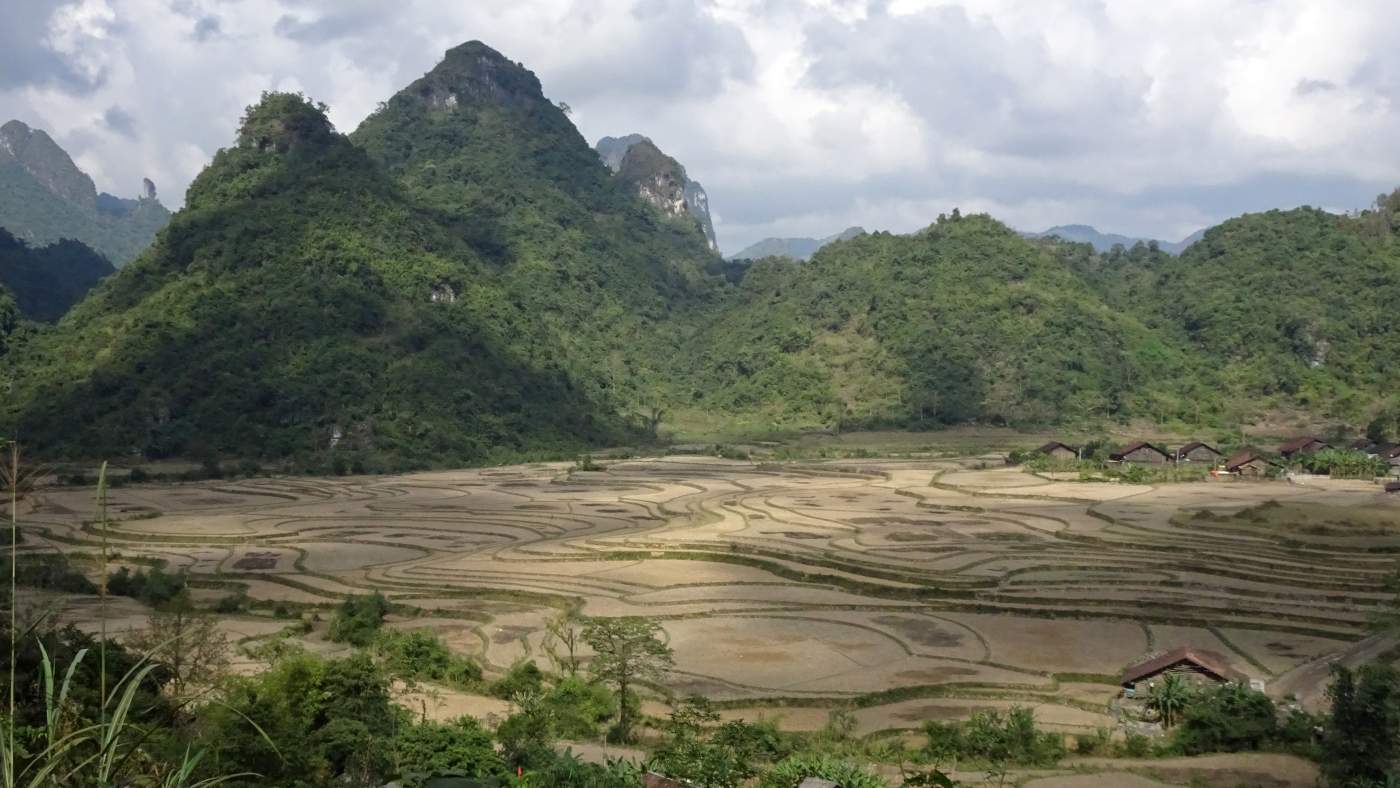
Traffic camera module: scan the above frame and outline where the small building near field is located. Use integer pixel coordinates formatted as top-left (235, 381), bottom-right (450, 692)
top-left (1034, 441), bottom-right (1079, 461)
top-left (1387, 481), bottom-right (1400, 495)
top-left (1225, 450), bottom-right (1280, 479)
top-left (1351, 438), bottom-right (1379, 453)
top-left (1377, 445), bottom-right (1400, 462)
top-left (1122, 647), bottom-right (1246, 694)
top-left (1279, 436), bottom-right (1329, 459)
top-left (1111, 442), bottom-right (1171, 464)
top-left (1175, 442), bottom-right (1223, 464)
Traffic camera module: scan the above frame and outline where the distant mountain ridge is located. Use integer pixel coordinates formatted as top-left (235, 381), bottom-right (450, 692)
top-left (729, 226), bottom-right (866, 261)
top-left (0, 119), bottom-right (170, 266)
top-left (1024, 223), bottom-right (1203, 254)
top-left (595, 134), bottom-right (717, 251)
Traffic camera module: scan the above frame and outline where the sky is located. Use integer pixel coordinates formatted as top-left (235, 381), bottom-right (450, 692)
top-left (3, 0), bottom-right (1399, 255)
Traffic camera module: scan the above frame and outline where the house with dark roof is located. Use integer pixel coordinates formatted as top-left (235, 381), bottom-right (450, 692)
top-left (1110, 442), bottom-right (1171, 464)
top-left (1033, 441), bottom-right (1078, 461)
top-left (1351, 438), bottom-right (1379, 453)
top-left (1175, 442), bottom-right (1223, 464)
top-left (1122, 647), bottom-right (1246, 693)
top-left (1279, 436), bottom-right (1329, 459)
top-left (1224, 450), bottom-right (1280, 479)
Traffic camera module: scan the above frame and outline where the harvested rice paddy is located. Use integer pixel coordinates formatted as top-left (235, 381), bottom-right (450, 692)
top-left (17, 454), bottom-right (1400, 740)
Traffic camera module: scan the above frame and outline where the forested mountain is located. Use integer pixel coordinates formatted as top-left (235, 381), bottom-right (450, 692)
top-left (0, 120), bottom-right (170, 265)
top-left (1, 91), bottom-right (647, 465)
top-left (3, 40), bottom-right (1397, 466)
top-left (677, 213), bottom-right (1196, 431)
top-left (729, 227), bottom-right (866, 262)
top-left (0, 228), bottom-right (115, 321)
top-left (595, 134), bottom-right (718, 251)
top-left (1146, 197), bottom-right (1400, 417)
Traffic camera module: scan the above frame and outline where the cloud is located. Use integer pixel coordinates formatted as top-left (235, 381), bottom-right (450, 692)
top-left (0, 0), bottom-right (1395, 252)
top-left (101, 104), bottom-right (136, 137)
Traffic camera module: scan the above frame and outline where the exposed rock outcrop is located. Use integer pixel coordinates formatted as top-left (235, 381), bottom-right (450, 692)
top-left (596, 134), bottom-right (718, 252)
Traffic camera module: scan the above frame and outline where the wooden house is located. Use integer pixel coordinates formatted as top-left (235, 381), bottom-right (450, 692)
top-left (1034, 441), bottom-right (1078, 461)
top-left (1225, 450), bottom-right (1280, 479)
top-left (1279, 436), bottom-right (1329, 459)
top-left (1122, 647), bottom-right (1245, 693)
top-left (1110, 442), bottom-right (1170, 464)
top-left (1175, 442), bottom-right (1223, 464)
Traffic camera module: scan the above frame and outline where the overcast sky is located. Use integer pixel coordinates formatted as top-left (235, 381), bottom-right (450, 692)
top-left (4, 0), bottom-right (1399, 254)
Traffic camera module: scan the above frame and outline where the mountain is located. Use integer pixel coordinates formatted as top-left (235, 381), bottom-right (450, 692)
top-left (4, 42), bottom-right (731, 466)
top-left (594, 134), bottom-right (718, 251)
top-left (1141, 197), bottom-right (1400, 419)
top-left (0, 227), bottom-right (115, 321)
top-left (676, 214), bottom-right (1195, 430)
top-left (729, 227), bottom-right (866, 261)
top-left (1, 90), bottom-right (652, 466)
top-left (1025, 224), bottom-right (1203, 254)
top-left (0, 120), bottom-right (171, 266)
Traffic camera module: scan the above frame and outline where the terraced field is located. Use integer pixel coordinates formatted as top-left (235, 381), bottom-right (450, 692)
top-left (17, 456), bottom-right (1400, 732)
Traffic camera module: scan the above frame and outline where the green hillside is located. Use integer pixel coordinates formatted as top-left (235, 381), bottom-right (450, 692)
top-left (675, 213), bottom-right (1198, 432)
top-left (1144, 195), bottom-right (1400, 421)
top-left (0, 228), bottom-right (115, 321)
top-left (0, 120), bottom-right (171, 266)
top-left (1, 93), bottom-right (637, 467)
top-left (350, 42), bottom-right (721, 416)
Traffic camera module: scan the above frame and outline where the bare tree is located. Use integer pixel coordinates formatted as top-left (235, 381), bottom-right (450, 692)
top-left (128, 591), bottom-right (230, 698)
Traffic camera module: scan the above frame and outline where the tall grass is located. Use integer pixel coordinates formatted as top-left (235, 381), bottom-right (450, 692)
top-left (0, 443), bottom-right (256, 786)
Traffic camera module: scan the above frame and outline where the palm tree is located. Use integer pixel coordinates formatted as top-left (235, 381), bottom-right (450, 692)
top-left (1147, 673), bottom-right (1191, 728)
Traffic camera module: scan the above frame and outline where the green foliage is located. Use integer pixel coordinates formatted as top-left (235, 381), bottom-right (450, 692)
top-left (541, 675), bottom-right (615, 739)
top-left (373, 629), bottom-right (481, 686)
top-left (327, 592), bottom-right (390, 646)
top-left (1323, 663), bottom-right (1400, 786)
top-left (759, 753), bottom-right (889, 788)
top-left (582, 616), bottom-right (674, 742)
top-left (1172, 683), bottom-right (1277, 755)
top-left (921, 706), bottom-right (1065, 767)
top-left (1, 553), bottom-right (97, 599)
top-left (489, 659), bottom-right (545, 699)
top-left (106, 564), bottom-right (186, 606)
top-left (650, 697), bottom-right (782, 788)
top-left (1298, 448), bottom-right (1389, 478)
top-left (0, 120), bottom-right (171, 267)
top-left (393, 716), bottom-right (505, 787)
top-left (0, 228), bottom-right (114, 321)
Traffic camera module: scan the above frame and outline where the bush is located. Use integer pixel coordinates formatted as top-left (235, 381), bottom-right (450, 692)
top-left (923, 707), bottom-right (1065, 766)
top-left (2, 554), bottom-right (97, 598)
top-left (393, 716), bottom-right (504, 787)
top-left (374, 629), bottom-right (481, 686)
top-left (489, 659), bottom-right (545, 700)
top-left (1172, 684), bottom-right (1277, 755)
top-left (327, 592), bottom-right (390, 646)
top-left (544, 676), bottom-right (616, 739)
top-left (760, 753), bottom-right (887, 788)
top-left (107, 565), bottom-right (186, 606)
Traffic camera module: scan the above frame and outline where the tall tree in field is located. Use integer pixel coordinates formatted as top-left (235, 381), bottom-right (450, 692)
top-left (582, 616), bottom-right (673, 741)
top-left (128, 590), bottom-right (230, 698)
top-left (1322, 663), bottom-right (1400, 785)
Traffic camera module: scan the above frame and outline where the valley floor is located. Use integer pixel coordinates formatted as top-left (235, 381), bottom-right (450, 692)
top-left (16, 452), bottom-right (1400, 783)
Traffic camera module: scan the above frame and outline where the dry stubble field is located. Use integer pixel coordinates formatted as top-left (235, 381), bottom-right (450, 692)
top-left (15, 452), bottom-right (1400, 781)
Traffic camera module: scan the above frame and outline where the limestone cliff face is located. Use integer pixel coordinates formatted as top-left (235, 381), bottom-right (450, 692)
top-left (0, 120), bottom-right (98, 208)
top-left (595, 134), bottom-right (717, 252)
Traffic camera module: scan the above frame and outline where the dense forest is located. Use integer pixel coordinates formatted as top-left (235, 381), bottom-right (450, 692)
top-left (0, 228), bottom-right (114, 321)
top-left (2, 40), bottom-right (1398, 467)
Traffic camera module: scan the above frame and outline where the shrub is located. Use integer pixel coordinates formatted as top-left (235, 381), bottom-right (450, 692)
top-left (107, 565), bottom-right (187, 606)
top-left (922, 707), bottom-right (1064, 766)
top-left (1173, 683), bottom-right (1277, 755)
top-left (544, 676), bottom-right (616, 739)
top-left (759, 753), bottom-right (887, 788)
top-left (327, 592), bottom-right (390, 646)
top-left (489, 659), bottom-right (545, 699)
top-left (374, 629), bottom-right (481, 686)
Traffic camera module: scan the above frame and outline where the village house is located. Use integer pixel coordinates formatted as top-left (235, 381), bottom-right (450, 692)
top-left (1110, 441), bottom-right (1171, 464)
top-left (1279, 436), bottom-right (1330, 459)
top-left (1034, 441), bottom-right (1079, 461)
top-left (1175, 441), bottom-right (1223, 464)
top-left (1122, 647), bottom-right (1247, 696)
top-left (1225, 450), bottom-right (1280, 479)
